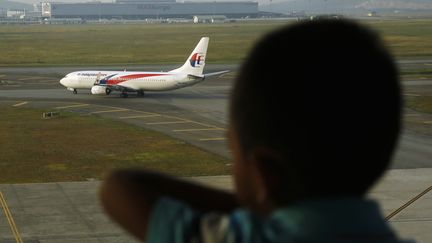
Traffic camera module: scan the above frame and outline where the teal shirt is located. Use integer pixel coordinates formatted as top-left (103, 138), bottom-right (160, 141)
top-left (147, 197), bottom-right (412, 243)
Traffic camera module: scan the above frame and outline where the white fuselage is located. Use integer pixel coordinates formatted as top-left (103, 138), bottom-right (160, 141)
top-left (59, 37), bottom-right (215, 96)
top-left (59, 70), bottom-right (203, 92)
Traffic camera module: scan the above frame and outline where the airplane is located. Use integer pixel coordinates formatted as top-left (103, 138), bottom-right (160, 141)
top-left (59, 37), bottom-right (228, 98)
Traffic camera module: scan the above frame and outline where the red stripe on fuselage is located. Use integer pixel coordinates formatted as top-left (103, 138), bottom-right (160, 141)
top-left (107, 74), bottom-right (168, 85)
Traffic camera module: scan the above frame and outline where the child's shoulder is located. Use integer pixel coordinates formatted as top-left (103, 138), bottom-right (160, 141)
top-left (148, 197), bottom-right (413, 243)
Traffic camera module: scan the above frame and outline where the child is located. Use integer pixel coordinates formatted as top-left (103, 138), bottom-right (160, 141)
top-left (100, 19), bottom-right (411, 243)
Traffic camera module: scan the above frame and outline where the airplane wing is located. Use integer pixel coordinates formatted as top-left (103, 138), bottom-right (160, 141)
top-left (95, 83), bottom-right (137, 92)
top-left (107, 84), bottom-right (137, 92)
top-left (96, 74), bottom-right (139, 92)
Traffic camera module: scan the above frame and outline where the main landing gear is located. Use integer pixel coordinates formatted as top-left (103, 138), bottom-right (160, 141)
top-left (121, 91), bottom-right (128, 98)
top-left (120, 90), bottom-right (144, 98)
top-left (73, 89), bottom-right (77, 94)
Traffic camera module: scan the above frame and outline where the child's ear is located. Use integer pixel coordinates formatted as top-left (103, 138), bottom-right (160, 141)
top-left (248, 147), bottom-right (284, 211)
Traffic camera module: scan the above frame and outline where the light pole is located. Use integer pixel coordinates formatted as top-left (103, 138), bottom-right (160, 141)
top-left (269, 0), bottom-right (272, 18)
top-left (324, 0), bottom-right (328, 15)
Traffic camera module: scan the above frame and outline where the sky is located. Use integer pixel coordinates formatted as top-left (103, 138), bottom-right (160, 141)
top-left (11, 0), bottom-right (258, 4)
top-left (9, 0), bottom-right (432, 10)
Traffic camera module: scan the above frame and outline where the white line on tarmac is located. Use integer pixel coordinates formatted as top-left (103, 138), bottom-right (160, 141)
top-left (405, 114), bottom-right (421, 117)
top-left (147, 121), bottom-right (191, 125)
top-left (199, 137), bottom-right (226, 141)
top-left (55, 104), bottom-right (90, 109)
top-left (17, 77), bottom-right (43, 81)
top-left (12, 102), bottom-right (28, 107)
top-left (162, 115), bottom-right (224, 129)
top-left (119, 114), bottom-right (161, 119)
top-left (174, 128), bottom-right (225, 132)
top-left (404, 93), bottom-right (421, 97)
top-left (90, 109), bottom-right (129, 114)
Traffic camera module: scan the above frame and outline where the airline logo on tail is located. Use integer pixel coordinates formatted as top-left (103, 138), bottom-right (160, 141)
top-left (189, 53), bottom-right (204, 67)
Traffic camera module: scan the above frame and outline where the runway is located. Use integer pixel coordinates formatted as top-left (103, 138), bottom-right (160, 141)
top-left (0, 64), bottom-right (431, 168)
top-left (0, 63), bottom-right (431, 242)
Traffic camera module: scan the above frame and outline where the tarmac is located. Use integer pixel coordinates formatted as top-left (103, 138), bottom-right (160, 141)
top-left (0, 170), bottom-right (430, 242)
top-left (0, 63), bottom-right (431, 242)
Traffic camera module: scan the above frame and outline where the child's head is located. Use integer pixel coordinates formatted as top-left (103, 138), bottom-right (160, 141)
top-left (229, 20), bottom-right (401, 213)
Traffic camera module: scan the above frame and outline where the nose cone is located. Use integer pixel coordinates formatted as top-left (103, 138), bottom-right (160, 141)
top-left (59, 77), bottom-right (68, 87)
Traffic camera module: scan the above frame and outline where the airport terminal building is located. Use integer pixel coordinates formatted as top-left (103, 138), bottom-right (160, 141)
top-left (47, 0), bottom-right (258, 20)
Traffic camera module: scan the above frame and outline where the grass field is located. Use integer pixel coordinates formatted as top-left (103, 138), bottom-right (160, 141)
top-left (404, 95), bottom-right (432, 136)
top-left (0, 22), bottom-right (286, 66)
top-left (401, 69), bottom-right (432, 80)
top-left (0, 106), bottom-right (231, 183)
top-left (365, 19), bottom-right (432, 58)
top-left (406, 96), bottom-right (432, 114)
top-left (1, 19), bottom-right (432, 66)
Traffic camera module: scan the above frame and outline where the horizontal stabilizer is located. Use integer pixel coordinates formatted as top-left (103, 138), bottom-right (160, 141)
top-left (204, 70), bottom-right (230, 78)
top-left (188, 74), bottom-right (204, 79)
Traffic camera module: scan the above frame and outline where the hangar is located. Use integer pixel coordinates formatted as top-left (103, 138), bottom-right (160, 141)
top-left (46, 0), bottom-right (258, 20)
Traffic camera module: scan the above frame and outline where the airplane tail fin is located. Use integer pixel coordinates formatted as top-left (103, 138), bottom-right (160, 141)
top-left (170, 37), bottom-right (209, 76)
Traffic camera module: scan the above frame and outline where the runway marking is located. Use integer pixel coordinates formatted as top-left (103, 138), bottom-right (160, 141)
top-left (12, 102), bottom-right (28, 107)
top-left (119, 114), bottom-right (161, 119)
top-left (423, 121), bottom-right (432, 124)
top-left (174, 128), bottom-right (225, 132)
top-left (17, 76), bottom-right (43, 81)
top-left (55, 104), bottom-right (90, 109)
top-left (147, 121), bottom-right (191, 125)
top-left (386, 185), bottom-right (432, 221)
top-left (404, 93), bottom-right (421, 97)
top-left (89, 105), bottom-right (158, 116)
top-left (52, 103), bottom-right (227, 135)
top-left (163, 115), bottom-right (226, 130)
top-left (0, 191), bottom-right (23, 243)
top-left (199, 137), bottom-right (226, 141)
top-left (75, 104), bottom-right (222, 130)
top-left (90, 109), bottom-right (129, 114)
top-left (91, 104), bottom-right (135, 112)
top-left (124, 110), bottom-right (158, 115)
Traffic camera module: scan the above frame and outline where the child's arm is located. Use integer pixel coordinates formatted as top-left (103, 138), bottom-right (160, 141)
top-left (99, 169), bottom-right (238, 241)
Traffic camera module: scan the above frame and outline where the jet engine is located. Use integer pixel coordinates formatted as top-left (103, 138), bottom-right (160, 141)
top-left (91, 85), bottom-right (110, 95)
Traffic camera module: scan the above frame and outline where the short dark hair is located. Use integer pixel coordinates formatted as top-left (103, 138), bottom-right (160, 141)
top-left (230, 20), bottom-right (401, 201)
